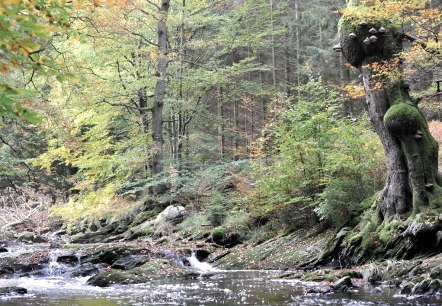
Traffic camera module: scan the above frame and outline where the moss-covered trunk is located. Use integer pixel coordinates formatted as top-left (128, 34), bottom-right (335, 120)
top-left (337, 0), bottom-right (442, 221)
top-left (309, 0), bottom-right (442, 267)
top-left (362, 69), bottom-right (441, 219)
top-left (362, 71), bottom-right (411, 218)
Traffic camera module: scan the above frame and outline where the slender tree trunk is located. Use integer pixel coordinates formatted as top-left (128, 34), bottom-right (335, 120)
top-left (270, 0), bottom-right (276, 86)
top-left (258, 52), bottom-right (266, 123)
top-left (339, 53), bottom-right (352, 116)
top-left (138, 88), bottom-right (149, 133)
top-left (177, 0), bottom-right (186, 164)
top-left (218, 86), bottom-right (225, 159)
top-left (151, 0), bottom-right (170, 176)
top-left (233, 99), bottom-right (239, 160)
top-left (295, 0), bottom-right (301, 101)
top-left (284, 23), bottom-right (291, 97)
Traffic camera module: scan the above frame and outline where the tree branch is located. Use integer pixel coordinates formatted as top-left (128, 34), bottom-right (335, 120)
top-left (403, 33), bottom-right (441, 56)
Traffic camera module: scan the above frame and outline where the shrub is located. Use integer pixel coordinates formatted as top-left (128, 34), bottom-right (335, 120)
top-left (178, 213), bottom-right (209, 238)
top-left (204, 192), bottom-right (228, 226)
top-left (315, 178), bottom-right (371, 227)
top-left (250, 79), bottom-right (385, 229)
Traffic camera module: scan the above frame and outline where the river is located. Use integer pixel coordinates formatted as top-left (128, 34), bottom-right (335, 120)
top-left (0, 245), bottom-right (440, 305)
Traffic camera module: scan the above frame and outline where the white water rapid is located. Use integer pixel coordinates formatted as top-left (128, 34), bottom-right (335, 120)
top-left (186, 252), bottom-right (217, 273)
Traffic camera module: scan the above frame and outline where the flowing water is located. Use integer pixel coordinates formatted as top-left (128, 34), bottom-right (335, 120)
top-left (0, 245), bottom-right (441, 305)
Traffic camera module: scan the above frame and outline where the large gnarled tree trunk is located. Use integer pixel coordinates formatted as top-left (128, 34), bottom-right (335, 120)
top-left (336, 1), bottom-right (442, 220)
top-left (312, 0), bottom-right (442, 266)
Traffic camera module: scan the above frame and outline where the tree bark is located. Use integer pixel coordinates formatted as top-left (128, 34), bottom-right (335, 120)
top-left (362, 70), bottom-right (411, 217)
top-left (151, 0), bottom-right (170, 176)
top-left (270, 0), bottom-right (276, 86)
top-left (295, 0), bottom-right (301, 101)
top-left (218, 86), bottom-right (225, 159)
top-left (339, 53), bottom-right (352, 116)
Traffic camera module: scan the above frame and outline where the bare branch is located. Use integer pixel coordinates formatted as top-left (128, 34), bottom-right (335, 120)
top-left (145, 0), bottom-right (161, 11)
top-left (403, 33), bottom-right (441, 56)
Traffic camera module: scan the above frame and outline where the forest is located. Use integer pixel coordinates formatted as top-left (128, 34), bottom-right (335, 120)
top-left (0, 0), bottom-right (442, 304)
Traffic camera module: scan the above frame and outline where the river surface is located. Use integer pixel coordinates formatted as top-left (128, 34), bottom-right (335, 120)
top-left (1, 270), bottom-right (441, 305)
top-left (0, 245), bottom-right (441, 305)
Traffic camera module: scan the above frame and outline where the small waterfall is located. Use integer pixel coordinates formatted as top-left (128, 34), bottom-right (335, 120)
top-left (45, 250), bottom-right (78, 276)
top-left (186, 252), bottom-right (217, 273)
top-left (46, 252), bottom-right (67, 276)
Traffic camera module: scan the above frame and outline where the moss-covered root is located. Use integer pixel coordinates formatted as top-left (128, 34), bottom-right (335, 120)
top-left (306, 209), bottom-right (442, 268)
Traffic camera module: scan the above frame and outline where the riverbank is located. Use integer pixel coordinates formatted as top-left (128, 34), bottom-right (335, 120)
top-left (0, 195), bottom-right (440, 303)
top-left (0, 221), bottom-right (441, 302)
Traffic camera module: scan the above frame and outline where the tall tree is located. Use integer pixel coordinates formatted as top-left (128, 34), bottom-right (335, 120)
top-left (152, 0), bottom-right (171, 176)
top-left (337, 0), bottom-right (441, 218)
top-left (312, 0), bottom-right (442, 266)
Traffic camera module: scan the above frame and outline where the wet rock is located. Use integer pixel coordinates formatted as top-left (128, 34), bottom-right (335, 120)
top-left (16, 231), bottom-right (47, 243)
top-left (111, 255), bottom-right (149, 270)
top-left (57, 255), bottom-right (79, 266)
top-left (70, 231), bottom-right (108, 244)
top-left (306, 286), bottom-right (332, 294)
top-left (0, 287), bottom-right (27, 295)
top-left (182, 272), bottom-right (201, 279)
top-left (81, 246), bottom-right (136, 265)
top-left (89, 223), bottom-right (98, 232)
top-left (17, 263), bottom-right (45, 273)
top-left (0, 247), bottom-right (7, 253)
top-left (193, 249), bottom-right (211, 261)
top-left (331, 276), bottom-right (353, 291)
top-left (86, 270), bottom-right (144, 287)
top-left (429, 264), bottom-right (442, 279)
top-left (408, 278), bottom-right (442, 296)
top-left (427, 279), bottom-right (442, 295)
top-left (412, 278), bottom-right (431, 295)
top-left (1, 251), bottom-right (49, 274)
top-left (52, 230), bottom-right (66, 237)
top-left (399, 283), bottom-right (414, 295)
top-left (408, 264), bottom-right (424, 277)
top-left (399, 282), bottom-right (413, 295)
top-left (49, 241), bottom-right (61, 249)
top-left (0, 266), bottom-right (14, 277)
top-left (71, 262), bottom-right (99, 277)
top-left (371, 286), bottom-right (383, 294)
